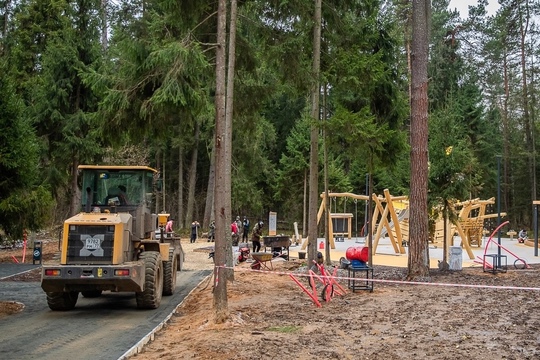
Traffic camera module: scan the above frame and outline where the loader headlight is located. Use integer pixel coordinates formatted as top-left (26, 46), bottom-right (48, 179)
top-left (69, 225), bottom-right (77, 231)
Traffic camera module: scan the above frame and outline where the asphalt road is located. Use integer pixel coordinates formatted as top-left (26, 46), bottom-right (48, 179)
top-left (0, 266), bottom-right (211, 360)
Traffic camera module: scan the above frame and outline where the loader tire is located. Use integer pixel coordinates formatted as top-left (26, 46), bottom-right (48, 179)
top-left (46, 291), bottom-right (79, 311)
top-left (162, 249), bottom-right (178, 296)
top-left (135, 251), bottom-right (163, 309)
top-left (81, 290), bottom-right (103, 298)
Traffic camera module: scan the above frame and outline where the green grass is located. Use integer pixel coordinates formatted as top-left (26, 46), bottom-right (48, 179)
top-left (266, 325), bottom-right (301, 333)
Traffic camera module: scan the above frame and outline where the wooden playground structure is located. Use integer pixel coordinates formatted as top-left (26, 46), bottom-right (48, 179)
top-left (302, 190), bottom-right (503, 260)
top-left (434, 197), bottom-right (505, 259)
top-left (301, 189), bottom-right (408, 253)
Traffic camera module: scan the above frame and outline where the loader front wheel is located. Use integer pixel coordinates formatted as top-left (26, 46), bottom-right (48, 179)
top-left (135, 251), bottom-right (163, 309)
top-left (46, 291), bottom-right (79, 311)
top-left (162, 249), bottom-right (178, 296)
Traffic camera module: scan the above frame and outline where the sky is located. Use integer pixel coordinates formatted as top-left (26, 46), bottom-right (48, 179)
top-left (449, 0), bottom-right (500, 17)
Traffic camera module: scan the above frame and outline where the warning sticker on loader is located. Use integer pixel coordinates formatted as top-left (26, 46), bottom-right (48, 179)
top-left (80, 235), bottom-right (104, 257)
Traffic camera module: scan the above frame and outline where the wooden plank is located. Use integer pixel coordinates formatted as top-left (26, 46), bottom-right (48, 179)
top-left (384, 189), bottom-right (405, 254)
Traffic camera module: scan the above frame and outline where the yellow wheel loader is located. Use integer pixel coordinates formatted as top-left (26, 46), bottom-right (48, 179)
top-left (41, 165), bottom-right (184, 310)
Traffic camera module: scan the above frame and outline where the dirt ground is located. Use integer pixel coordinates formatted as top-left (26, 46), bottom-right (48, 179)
top-left (2, 236), bottom-right (540, 359)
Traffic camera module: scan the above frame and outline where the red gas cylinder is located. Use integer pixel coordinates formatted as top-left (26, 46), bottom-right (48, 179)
top-left (346, 246), bottom-right (369, 262)
top-left (345, 247), bottom-right (357, 260)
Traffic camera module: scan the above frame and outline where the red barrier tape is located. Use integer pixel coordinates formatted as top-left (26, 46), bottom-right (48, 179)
top-left (214, 264), bottom-right (540, 292)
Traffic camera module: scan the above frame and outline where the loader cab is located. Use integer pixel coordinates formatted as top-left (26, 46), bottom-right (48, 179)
top-left (79, 165), bottom-right (157, 212)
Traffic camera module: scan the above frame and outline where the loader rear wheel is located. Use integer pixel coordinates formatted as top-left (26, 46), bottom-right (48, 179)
top-left (163, 249), bottom-right (178, 296)
top-left (81, 290), bottom-right (103, 298)
top-left (46, 291), bottom-right (79, 311)
top-left (135, 251), bottom-right (163, 309)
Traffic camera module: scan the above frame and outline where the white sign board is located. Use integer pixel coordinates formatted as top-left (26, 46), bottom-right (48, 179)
top-left (268, 212), bottom-right (277, 236)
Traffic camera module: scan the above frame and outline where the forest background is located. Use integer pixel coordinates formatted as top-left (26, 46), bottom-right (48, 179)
top-left (0, 0), bottom-right (539, 243)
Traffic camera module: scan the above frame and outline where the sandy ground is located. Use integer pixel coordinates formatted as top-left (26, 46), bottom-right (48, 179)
top-left (2, 236), bottom-right (540, 359)
top-left (134, 242), bottom-right (540, 360)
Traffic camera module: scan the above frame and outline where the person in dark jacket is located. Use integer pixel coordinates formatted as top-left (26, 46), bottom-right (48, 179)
top-left (242, 216), bottom-right (250, 242)
top-left (190, 221), bottom-right (200, 243)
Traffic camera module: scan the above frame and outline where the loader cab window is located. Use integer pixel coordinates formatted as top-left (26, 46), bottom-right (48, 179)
top-left (81, 169), bottom-right (151, 207)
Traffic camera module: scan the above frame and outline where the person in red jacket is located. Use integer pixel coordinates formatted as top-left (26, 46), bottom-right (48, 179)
top-left (231, 221), bottom-right (239, 246)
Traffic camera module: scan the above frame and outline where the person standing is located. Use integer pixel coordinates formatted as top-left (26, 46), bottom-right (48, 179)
top-left (235, 216), bottom-right (243, 241)
top-left (231, 220), bottom-right (239, 246)
top-left (208, 220), bottom-right (215, 242)
top-left (165, 218), bottom-right (174, 233)
top-left (190, 220), bottom-right (200, 243)
top-left (242, 216), bottom-right (250, 242)
top-left (251, 221), bottom-right (263, 253)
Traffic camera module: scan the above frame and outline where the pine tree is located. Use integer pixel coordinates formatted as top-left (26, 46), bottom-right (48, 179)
top-left (0, 65), bottom-right (53, 238)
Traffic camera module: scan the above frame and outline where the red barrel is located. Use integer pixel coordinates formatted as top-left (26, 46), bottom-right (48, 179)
top-left (346, 246), bottom-right (369, 262)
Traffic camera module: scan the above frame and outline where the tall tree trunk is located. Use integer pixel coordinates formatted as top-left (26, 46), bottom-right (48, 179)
top-left (162, 156), bottom-right (166, 212)
top-left (502, 48), bottom-right (511, 215)
top-left (518, 1), bottom-right (534, 211)
top-left (307, 0), bottom-right (322, 266)
top-left (213, 0), bottom-right (229, 324)
top-left (203, 145), bottom-right (215, 229)
top-left (185, 122), bottom-right (200, 224)
top-left (407, 0), bottom-right (430, 279)
top-left (323, 84), bottom-right (330, 265)
top-left (69, 157), bottom-right (80, 217)
top-left (70, 80), bottom-right (82, 217)
top-left (1, 0), bottom-right (10, 55)
top-left (405, 6), bottom-right (412, 108)
top-left (155, 150), bottom-right (161, 214)
top-left (100, 0), bottom-right (107, 50)
top-left (224, 0), bottom-right (238, 281)
top-left (177, 145), bottom-right (184, 229)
